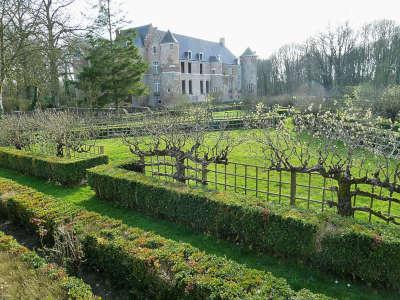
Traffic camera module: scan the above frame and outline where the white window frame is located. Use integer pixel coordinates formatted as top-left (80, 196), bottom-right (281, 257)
top-left (152, 61), bottom-right (159, 74)
top-left (198, 52), bottom-right (204, 61)
top-left (154, 80), bottom-right (160, 93)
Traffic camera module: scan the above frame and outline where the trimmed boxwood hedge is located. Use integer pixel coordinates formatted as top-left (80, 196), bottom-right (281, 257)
top-left (0, 147), bottom-right (108, 186)
top-left (0, 230), bottom-right (94, 299)
top-left (87, 164), bottom-right (400, 290)
top-left (0, 178), bottom-right (330, 299)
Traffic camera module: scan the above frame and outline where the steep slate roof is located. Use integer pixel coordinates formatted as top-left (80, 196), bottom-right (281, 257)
top-left (133, 24), bottom-right (152, 47)
top-left (132, 25), bottom-right (237, 65)
top-left (161, 30), bottom-right (178, 44)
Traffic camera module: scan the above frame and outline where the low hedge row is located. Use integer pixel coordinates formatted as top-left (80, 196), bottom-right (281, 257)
top-left (0, 230), bottom-right (94, 299)
top-left (87, 164), bottom-right (400, 290)
top-left (0, 178), bottom-right (330, 299)
top-left (0, 147), bottom-right (108, 186)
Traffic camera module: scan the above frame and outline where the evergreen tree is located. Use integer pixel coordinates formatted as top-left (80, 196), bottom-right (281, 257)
top-left (78, 32), bottom-right (148, 108)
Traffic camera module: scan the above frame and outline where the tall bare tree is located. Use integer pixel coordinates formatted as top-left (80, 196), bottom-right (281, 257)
top-left (37, 0), bottom-right (80, 107)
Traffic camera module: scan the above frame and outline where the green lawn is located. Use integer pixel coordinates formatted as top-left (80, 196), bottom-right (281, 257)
top-left (0, 252), bottom-right (67, 299)
top-left (0, 167), bottom-right (397, 300)
top-left (96, 129), bottom-right (400, 224)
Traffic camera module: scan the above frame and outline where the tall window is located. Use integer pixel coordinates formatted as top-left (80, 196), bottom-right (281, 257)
top-left (188, 63), bottom-right (192, 74)
top-left (200, 63), bottom-right (203, 74)
top-left (198, 52), bottom-right (204, 60)
top-left (200, 80), bottom-right (204, 94)
top-left (187, 51), bottom-right (192, 59)
top-left (182, 80), bottom-right (186, 94)
top-left (206, 81), bottom-right (210, 94)
top-left (153, 46), bottom-right (157, 54)
top-left (248, 83), bottom-right (254, 92)
top-left (189, 80), bottom-right (193, 95)
top-left (181, 62), bottom-right (185, 73)
top-left (154, 80), bottom-right (160, 94)
top-left (152, 61), bottom-right (159, 74)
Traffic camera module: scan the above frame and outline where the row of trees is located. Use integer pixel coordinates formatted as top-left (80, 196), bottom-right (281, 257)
top-left (0, 110), bottom-right (94, 157)
top-left (250, 104), bottom-right (400, 222)
top-left (0, 0), bottom-right (82, 112)
top-left (257, 20), bottom-right (400, 102)
top-left (0, 0), bottom-right (148, 113)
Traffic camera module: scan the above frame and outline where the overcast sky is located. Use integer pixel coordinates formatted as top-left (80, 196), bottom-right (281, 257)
top-left (75, 0), bottom-right (400, 59)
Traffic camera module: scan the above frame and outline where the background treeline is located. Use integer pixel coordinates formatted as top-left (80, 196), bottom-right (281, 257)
top-left (257, 20), bottom-right (400, 118)
top-left (0, 0), bottom-right (146, 113)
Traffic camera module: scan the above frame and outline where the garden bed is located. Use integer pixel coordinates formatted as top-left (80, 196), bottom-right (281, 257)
top-left (0, 177), bottom-right (329, 299)
top-left (87, 163), bottom-right (400, 291)
top-left (0, 147), bottom-right (108, 186)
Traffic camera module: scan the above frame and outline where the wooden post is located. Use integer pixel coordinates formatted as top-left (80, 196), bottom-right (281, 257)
top-left (290, 170), bottom-right (296, 206)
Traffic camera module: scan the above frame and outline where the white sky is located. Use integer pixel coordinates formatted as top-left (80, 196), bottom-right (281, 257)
top-left (74, 0), bottom-right (400, 59)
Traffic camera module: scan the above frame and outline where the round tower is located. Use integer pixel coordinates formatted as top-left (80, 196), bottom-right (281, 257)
top-left (160, 30), bottom-right (181, 105)
top-left (240, 47), bottom-right (258, 99)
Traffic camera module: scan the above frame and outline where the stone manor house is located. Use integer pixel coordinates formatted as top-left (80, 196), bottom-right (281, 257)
top-left (123, 24), bottom-right (258, 106)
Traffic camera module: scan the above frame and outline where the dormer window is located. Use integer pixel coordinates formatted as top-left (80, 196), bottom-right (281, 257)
top-left (217, 55), bottom-right (221, 62)
top-left (186, 51), bottom-right (192, 60)
top-left (169, 43), bottom-right (174, 49)
top-left (198, 52), bottom-right (204, 61)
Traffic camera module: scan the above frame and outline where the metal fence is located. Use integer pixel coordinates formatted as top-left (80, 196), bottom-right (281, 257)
top-left (138, 155), bottom-right (400, 224)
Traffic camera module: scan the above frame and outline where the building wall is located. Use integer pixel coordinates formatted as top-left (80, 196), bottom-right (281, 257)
top-left (136, 27), bottom-right (246, 106)
top-left (240, 55), bottom-right (258, 98)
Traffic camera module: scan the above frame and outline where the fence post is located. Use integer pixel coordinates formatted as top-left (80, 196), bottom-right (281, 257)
top-left (290, 170), bottom-right (296, 206)
top-left (99, 146), bottom-right (104, 155)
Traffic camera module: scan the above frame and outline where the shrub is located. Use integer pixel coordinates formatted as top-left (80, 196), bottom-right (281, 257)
top-left (0, 147), bottom-right (108, 186)
top-left (0, 178), bottom-right (330, 299)
top-left (88, 164), bottom-right (318, 259)
top-left (87, 164), bottom-right (400, 290)
top-left (377, 85), bottom-right (400, 121)
top-left (0, 231), bottom-right (94, 299)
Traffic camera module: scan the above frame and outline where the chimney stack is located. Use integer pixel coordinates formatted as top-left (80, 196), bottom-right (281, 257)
top-left (219, 37), bottom-right (225, 47)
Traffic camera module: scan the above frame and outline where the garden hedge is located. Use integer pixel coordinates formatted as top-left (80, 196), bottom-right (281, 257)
top-left (0, 147), bottom-right (108, 186)
top-left (0, 178), bottom-right (330, 299)
top-left (87, 164), bottom-right (400, 290)
top-left (0, 230), bottom-right (94, 299)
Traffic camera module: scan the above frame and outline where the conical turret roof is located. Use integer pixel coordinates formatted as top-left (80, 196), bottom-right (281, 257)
top-left (241, 47), bottom-right (256, 56)
top-left (161, 30), bottom-right (178, 44)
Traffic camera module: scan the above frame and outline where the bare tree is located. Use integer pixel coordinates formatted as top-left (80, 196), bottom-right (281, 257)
top-left (0, 0), bottom-right (41, 113)
top-left (37, 0), bottom-right (81, 107)
top-left (123, 107), bottom-right (240, 184)
top-left (0, 112), bottom-right (38, 149)
top-left (36, 110), bottom-right (95, 157)
top-left (250, 102), bottom-right (400, 223)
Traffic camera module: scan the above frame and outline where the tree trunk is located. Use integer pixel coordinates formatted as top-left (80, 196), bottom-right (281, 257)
top-left (337, 178), bottom-right (353, 216)
top-left (0, 83), bottom-right (3, 113)
top-left (56, 143), bottom-right (64, 157)
top-left (175, 155), bottom-right (186, 183)
top-left (201, 162), bottom-right (208, 185)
